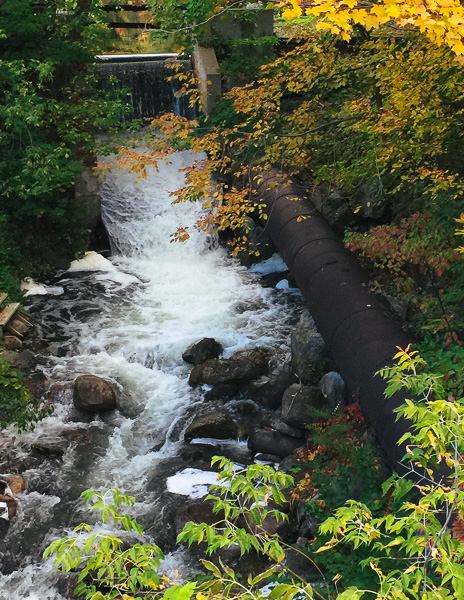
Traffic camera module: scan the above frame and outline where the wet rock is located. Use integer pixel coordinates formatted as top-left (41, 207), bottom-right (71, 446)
top-left (175, 499), bottom-right (219, 536)
top-left (0, 475), bottom-right (26, 494)
top-left (281, 384), bottom-right (326, 428)
top-left (23, 370), bottom-right (48, 398)
top-left (9, 319), bottom-right (29, 337)
top-left (298, 515), bottom-right (319, 540)
top-left (189, 348), bottom-right (270, 386)
top-left (236, 216), bottom-right (275, 267)
top-left (60, 428), bottom-right (92, 445)
top-left (251, 364), bottom-right (298, 409)
top-left (31, 439), bottom-right (67, 457)
top-left (259, 270), bottom-right (291, 288)
top-left (248, 428), bottom-right (302, 458)
top-left (278, 455), bottom-right (297, 473)
top-left (318, 371), bottom-right (346, 411)
top-left (73, 374), bottom-right (117, 412)
top-left (182, 338), bottom-right (223, 365)
top-left (47, 383), bottom-right (73, 404)
top-left (13, 350), bottom-right (37, 371)
top-left (271, 419), bottom-right (304, 439)
top-left (0, 441), bottom-right (43, 473)
top-left (185, 411), bottom-right (238, 441)
top-left (230, 399), bottom-right (258, 417)
top-left (291, 311), bottom-right (331, 384)
top-left (254, 453), bottom-right (281, 463)
top-left (204, 381), bottom-right (248, 401)
top-left (284, 544), bottom-right (320, 582)
top-left (3, 335), bottom-right (22, 350)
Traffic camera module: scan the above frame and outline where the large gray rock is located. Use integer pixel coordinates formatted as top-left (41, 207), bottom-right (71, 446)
top-left (291, 311), bottom-right (330, 384)
top-left (182, 338), bottom-right (223, 365)
top-left (73, 375), bottom-right (117, 413)
top-left (236, 216), bottom-right (275, 267)
top-left (248, 428), bottom-right (302, 458)
top-left (281, 384), bottom-right (326, 428)
top-left (189, 348), bottom-right (270, 386)
top-left (251, 364), bottom-right (298, 409)
top-left (318, 371), bottom-right (346, 411)
top-left (184, 411), bottom-right (238, 441)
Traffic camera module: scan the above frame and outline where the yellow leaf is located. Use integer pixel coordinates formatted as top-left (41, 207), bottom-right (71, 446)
top-left (404, 564), bottom-right (417, 574)
top-left (365, 14), bottom-right (380, 30)
top-left (428, 430), bottom-right (437, 450)
top-left (317, 22), bottom-right (332, 30)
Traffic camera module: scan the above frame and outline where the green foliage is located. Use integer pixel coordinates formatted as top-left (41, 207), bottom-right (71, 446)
top-left (148, 0), bottom-right (224, 48)
top-left (44, 488), bottom-right (196, 600)
top-left (0, 0), bottom-right (123, 282)
top-left (178, 457), bottom-right (293, 562)
top-left (292, 404), bottom-right (382, 518)
top-left (0, 358), bottom-right (52, 432)
top-left (319, 346), bottom-right (464, 599)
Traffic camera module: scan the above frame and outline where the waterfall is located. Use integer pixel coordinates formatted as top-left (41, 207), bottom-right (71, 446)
top-left (0, 150), bottom-right (302, 597)
top-left (98, 58), bottom-right (195, 119)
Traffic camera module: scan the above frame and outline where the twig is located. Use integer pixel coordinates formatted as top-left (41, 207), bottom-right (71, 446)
top-left (275, 116), bottom-right (361, 138)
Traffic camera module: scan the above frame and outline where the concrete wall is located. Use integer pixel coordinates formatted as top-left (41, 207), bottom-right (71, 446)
top-left (192, 45), bottom-right (221, 115)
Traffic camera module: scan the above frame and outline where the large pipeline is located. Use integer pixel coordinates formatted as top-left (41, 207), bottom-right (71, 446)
top-left (253, 171), bottom-right (414, 471)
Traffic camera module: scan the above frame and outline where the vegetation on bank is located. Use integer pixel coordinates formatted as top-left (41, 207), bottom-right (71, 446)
top-left (0, 0), bottom-right (121, 297)
top-left (44, 350), bottom-right (464, 600)
top-left (3, 1), bottom-right (464, 595)
top-left (121, 0), bottom-right (464, 396)
top-left (0, 0), bottom-right (123, 428)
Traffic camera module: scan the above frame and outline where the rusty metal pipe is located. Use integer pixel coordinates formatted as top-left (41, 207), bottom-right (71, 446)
top-left (254, 171), bottom-right (413, 470)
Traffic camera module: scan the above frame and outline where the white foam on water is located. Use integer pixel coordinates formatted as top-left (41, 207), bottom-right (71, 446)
top-left (67, 250), bottom-right (116, 272)
top-left (249, 253), bottom-right (288, 274)
top-left (166, 468), bottom-right (218, 498)
top-left (21, 278), bottom-right (64, 297)
top-left (3, 150), bottom-right (300, 595)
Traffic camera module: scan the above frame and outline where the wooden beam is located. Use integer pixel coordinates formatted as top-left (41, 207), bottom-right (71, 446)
top-left (0, 303), bottom-right (20, 327)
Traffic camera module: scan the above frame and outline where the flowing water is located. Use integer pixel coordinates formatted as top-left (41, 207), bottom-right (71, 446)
top-left (98, 59), bottom-right (195, 119)
top-left (0, 150), bottom-right (302, 598)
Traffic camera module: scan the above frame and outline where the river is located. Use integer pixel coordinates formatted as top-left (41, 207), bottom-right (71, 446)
top-left (0, 150), bottom-right (302, 598)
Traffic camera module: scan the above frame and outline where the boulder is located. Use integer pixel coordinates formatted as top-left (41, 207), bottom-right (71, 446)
top-left (204, 381), bottom-right (248, 401)
top-left (13, 350), bottom-right (37, 371)
top-left (185, 411), bottom-right (238, 441)
top-left (248, 428), bottom-right (302, 458)
top-left (318, 371), bottom-right (346, 411)
top-left (60, 428), bottom-right (92, 445)
top-left (175, 499), bottom-right (219, 536)
top-left (9, 319), bottom-right (29, 337)
top-left (357, 180), bottom-right (387, 219)
top-left (251, 364), bottom-right (298, 409)
top-left (73, 374), bottom-right (117, 413)
top-left (189, 348), bottom-right (270, 386)
top-left (281, 384), bottom-right (326, 428)
top-left (291, 311), bottom-right (330, 384)
top-left (1, 475), bottom-right (25, 494)
top-left (182, 338), bottom-right (223, 365)
top-left (271, 419), bottom-right (304, 439)
top-left (31, 439), bottom-right (67, 457)
top-left (310, 188), bottom-right (354, 234)
top-left (3, 335), bottom-right (22, 350)
top-left (259, 270), bottom-right (290, 288)
top-left (23, 371), bottom-right (48, 398)
top-left (284, 544), bottom-right (321, 582)
top-left (236, 216), bottom-right (275, 267)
